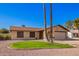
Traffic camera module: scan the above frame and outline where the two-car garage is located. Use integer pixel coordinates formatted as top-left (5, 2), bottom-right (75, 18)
top-left (54, 31), bottom-right (67, 40)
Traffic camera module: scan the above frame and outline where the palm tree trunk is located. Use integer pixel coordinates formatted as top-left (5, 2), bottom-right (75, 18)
top-left (43, 3), bottom-right (49, 42)
top-left (50, 3), bottom-right (54, 43)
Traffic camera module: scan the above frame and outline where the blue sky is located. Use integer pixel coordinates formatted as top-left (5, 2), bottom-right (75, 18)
top-left (0, 3), bottom-right (79, 29)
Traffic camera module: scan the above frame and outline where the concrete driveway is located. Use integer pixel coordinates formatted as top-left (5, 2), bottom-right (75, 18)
top-left (0, 40), bottom-right (79, 56)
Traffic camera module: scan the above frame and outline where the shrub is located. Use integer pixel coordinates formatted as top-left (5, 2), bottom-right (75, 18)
top-left (5, 36), bottom-right (11, 40)
top-left (0, 35), bottom-right (4, 40)
top-left (0, 35), bottom-right (11, 40)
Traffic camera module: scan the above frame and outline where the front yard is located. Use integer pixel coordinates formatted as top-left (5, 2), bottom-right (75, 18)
top-left (0, 40), bottom-right (79, 56)
top-left (10, 40), bottom-right (73, 49)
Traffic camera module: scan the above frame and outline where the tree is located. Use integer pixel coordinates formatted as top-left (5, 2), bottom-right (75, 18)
top-left (65, 20), bottom-right (73, 30)
top-left (74, 18), bottom-right (79, 29)
top-left (43, 3), bottom-right (49, 42)
top-left (73, 18), bottom-right (79, 37)
top-left (50, 3), bottom-right (53, 43)
top-left (22, 25), bottom-right (26, 27)
top-left (0, 28), bottom-right (9, 33)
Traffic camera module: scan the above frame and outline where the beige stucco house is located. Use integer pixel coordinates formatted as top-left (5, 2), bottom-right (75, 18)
top-left (10, 25), bottom-right (69, 40)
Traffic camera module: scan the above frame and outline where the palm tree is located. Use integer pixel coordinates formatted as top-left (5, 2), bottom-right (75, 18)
top-left (74, 18), bottom-right (79, 29)
top-left (65, 20), bottom-right (73, 30)
top-left (74, 18), bottom-right (79, 37)
top-left (50, 3), bottom-right (53, 43)
top-left (43, 3), bottom-right (49, 41)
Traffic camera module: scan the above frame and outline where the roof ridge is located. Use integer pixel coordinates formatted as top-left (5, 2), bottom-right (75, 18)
top-left (10, 26), bottom-right (43, 29)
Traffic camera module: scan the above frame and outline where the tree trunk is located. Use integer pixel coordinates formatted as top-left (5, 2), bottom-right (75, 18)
top-left (43, 3), bottom-right (49, 42)
top-left (50, 3), bottom-right (54, 43)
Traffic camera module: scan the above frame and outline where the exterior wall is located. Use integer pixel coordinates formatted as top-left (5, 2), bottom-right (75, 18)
top-left (24, 31), bottom-right (30, 39)
top-left (67, 32), bottom-right (73, 39)
top-left (43, 30), bottom-right (48, 41)
top-left (10, 31), bottom-right (40, 40)
top-left (10, 31), bottom-right (18, 39)
top-left (35, 32), bottom-right (39, 39)
top-left (71, 30), bottom-right (79, 33)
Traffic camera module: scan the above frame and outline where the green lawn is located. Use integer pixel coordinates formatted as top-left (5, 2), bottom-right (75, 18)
top-left (10, 40), bottom-right (73, 49)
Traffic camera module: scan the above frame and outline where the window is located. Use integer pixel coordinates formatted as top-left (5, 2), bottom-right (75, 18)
top-left (30, 32), bottom-right (35, 37)
top-left (73, 33), bottom-right (79, 37)
top-left (17, 31), bottom-right (24, 38)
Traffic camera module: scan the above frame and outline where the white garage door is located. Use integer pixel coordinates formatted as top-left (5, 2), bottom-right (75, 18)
top-left (54, 32), bottom-right (66, 39)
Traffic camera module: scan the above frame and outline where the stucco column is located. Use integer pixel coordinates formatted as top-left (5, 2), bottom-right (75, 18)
top-left (43, 31), bottom-right (48, 42)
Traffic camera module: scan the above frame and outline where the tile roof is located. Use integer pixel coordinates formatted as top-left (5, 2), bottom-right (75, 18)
top-left (10, 26), bottom-right (44, 31)
top-left (10, 25), bottom-right (69, 32)
top-left (47, 25), bottom-right (69, 31)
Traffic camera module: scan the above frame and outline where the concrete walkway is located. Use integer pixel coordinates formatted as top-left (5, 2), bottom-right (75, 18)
top-left (0, 40), bottom-right (79, 56)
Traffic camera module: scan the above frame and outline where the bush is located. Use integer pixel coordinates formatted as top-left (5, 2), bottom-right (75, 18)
top-left (0, 35), bottom-right (11, 40)
top-left (5, 36), bottom-right (11, 40)
top-left (0, 35), bottom-right (4, 40)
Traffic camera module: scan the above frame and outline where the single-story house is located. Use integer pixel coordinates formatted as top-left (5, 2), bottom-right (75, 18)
top-left (10, 25), bottom-right (69, 40)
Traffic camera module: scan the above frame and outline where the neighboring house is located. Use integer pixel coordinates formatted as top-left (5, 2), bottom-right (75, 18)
top-left (10, 25), bottom-right (69, 40)
top-left (68, 28), bottom-right (79, 39)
